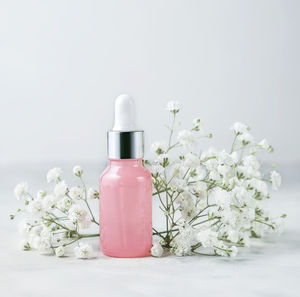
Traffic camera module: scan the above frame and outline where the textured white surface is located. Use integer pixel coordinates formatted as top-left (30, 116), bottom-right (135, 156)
top-left (0, 164), bottom-right (300, 297)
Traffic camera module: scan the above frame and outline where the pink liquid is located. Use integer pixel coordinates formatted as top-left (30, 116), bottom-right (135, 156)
top-left (99, 158), bottom-right (152, 257)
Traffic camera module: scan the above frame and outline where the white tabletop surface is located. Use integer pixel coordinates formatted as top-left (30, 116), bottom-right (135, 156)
top-left (1, 163), bottom-right (300, 297)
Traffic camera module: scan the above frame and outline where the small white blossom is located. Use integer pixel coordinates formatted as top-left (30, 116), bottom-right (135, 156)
top-left (42, 194), bottom-right (57, 211)
top-left (32, 232), bottom-right (53, 254)
top-left (166, 101), bottom-right (181, 113)
top-left (243, 155), bottom-right (260, 171)
top-left (47, 167), bottom-right (62, 183)
top-left (169, 178), bottom-right (188, 192)
top-left (151, 242), bottom-right (164, 257)
top-left (14, 182), bottom-right (28, 199)
top-left (209, 170), bottom-right (220, 181)
top-left (184, 153), bottom-right (200, 168)
top-left (150, 164), bottom-right (164, 175)
top-left (19, 239), bottom-right (31, 250)
top-left (258, 139), bottom-right (269, 149)
top-left (196, 227), bottom-right (218, 248)
top-left (178, 130), bottom-right (197, 149)
top-left (192, 118), bottom-right (205, 132)
top-left (250, 179), bottom-right (268, 196)
top-left (193, 181), bottom-right (207, 198)
top-left (227, 229), bottom-right (239, 243)
top-left (69, 186), bottom-right (82, 200)
top-left (73, 165), bottom-right (83, 177)
top-left (229, 245), bottom-right (238, 257)
top-left (87, 188), bottom-right (99, 200)
top-left (200, 147), bottom-right (217, 161)
top-left (212, 188), bottom-right (231, 208)
top-left (68, 205), bottom-right (91, 229)
top-left (238, 132), bottom-right (254, 145)
top-left (18, 220), bottom-right (31, 238)
top-left (54, 180), bottom-right (68, 197)
top-left (37, 190), bottom-right (47, 200)
top-left (205, 158), bottom-right (218, 171)
top-left (230, 152), bottom-right (239, 164)
top-left (74, 243), bottom-right (94, 259)
top-left (55, 246), bottom-right (65, 257)
top-left (231, 122), bottom-right (249, 134)
top-left (57, 196), bottom-right (73, 211)
top-left (157, 153), bottom-right (170, 167)
top-left (151, 142), bottom-right (168, 155)
top-left (270, 171), bottom-right (281, 190)
top-left (27, 199), bottom-right (43, 215)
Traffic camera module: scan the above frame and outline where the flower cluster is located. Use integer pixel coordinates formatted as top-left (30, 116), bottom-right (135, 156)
top-left (11, 101), bottom-right (285, 259)
top-left (12, 166), bottom-right (99, 259)
top-left (147, 101), bottom-right (285, 257)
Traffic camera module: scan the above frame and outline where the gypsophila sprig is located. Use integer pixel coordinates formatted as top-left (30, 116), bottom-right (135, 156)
top-left (11, 167), bottom-right (99, 258)
top-left (11, 101), bottom-right (285, 259)
top-left (147, 101), bottom-right (285, 257)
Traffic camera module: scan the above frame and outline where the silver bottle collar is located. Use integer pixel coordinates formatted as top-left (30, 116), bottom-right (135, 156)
top-left (107, 131), bottom-right (144, 159)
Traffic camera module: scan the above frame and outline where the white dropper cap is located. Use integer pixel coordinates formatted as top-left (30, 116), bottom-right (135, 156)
top-left (112, 94), bottom-right (136, 131)
top-left (108, 94), bottom-right (144, 159)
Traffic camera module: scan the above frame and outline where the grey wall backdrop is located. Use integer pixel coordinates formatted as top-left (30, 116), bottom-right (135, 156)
top-left (1, 0), bottom-right (299, 166)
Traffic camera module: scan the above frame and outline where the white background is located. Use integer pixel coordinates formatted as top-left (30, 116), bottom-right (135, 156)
top-left (0, 0), bottom-right (299, 166)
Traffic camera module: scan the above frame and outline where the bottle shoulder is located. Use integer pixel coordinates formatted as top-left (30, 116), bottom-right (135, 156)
top-left (100, 163), bottom-right (151, 182)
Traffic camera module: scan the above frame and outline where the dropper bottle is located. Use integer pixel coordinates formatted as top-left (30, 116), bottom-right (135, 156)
top-left (99, 94), bottom-right (152, 257)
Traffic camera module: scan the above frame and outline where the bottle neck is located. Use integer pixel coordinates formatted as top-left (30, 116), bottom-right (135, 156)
top-left (109, 158), bottom-right (143, 167)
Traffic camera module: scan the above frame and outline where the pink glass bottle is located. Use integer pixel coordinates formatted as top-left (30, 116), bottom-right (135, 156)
top-left (99, 95), bottom-right (152, 257)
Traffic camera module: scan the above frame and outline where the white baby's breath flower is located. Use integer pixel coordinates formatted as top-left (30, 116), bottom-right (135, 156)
top-left (200, 147), bottom-right (217, 161)
top-left (250, 179), bottom-right (268, 196)
top-left (227, 229), bottom-right (239, 243)
top-left (19, 239), bottom-right (31, 251)
top-left (192, 118), bottom-right (205, 132)
top-left (150, 164), bottom-right (164, 176)
top-left (57, 196), bottom-right (73, 211)
top-left (69, 187), bottom-right (82, 200)
top-left (87, 188), bottom-right (99, 200)
top-left (230, 152), bottom-right (239, 164)
top-left (54, 180), bottom-right (68, 197)
top-left (151, 142), bottom-right (168, 155)
top-left (258, 139), bottom-right (269, 149)
top-left (270, 171), bottom-right (281, 190)
top-left (183, 153), bottom-right (200, 168)
top-left (14, 182), bottom-right (28, 200)
top-left (243, 155), bottom-right (260, 171)
top-left (218, 150), bottom-right (234, 166)
top-left (47, 167), bottom-right (62, 183)
top-left (193, 181), bottom-right (207, 198)
top-left (55, 246), bottom-right (65, 257)
top-left (27, 199), bottom-right (43, 215)
top-left (238, 132), bottom-right (254, 145)
top-left (229, 245), bottom-right (238, 257)
top-left (196, 227), bottom-right (218, 248)
top-left (177, 130), bottom-right (197, 150)
top-left (231, 122), bottom-right (249, 134)
top-left (68, 205), bottom-right (91, 229)
top-left (193, 118), bottom-right (201, 126)
top-left (212, 188), bottom-right (231, 208)
top-left (209, 170), bottom-right (220, 181)
top-left (18, 220), bottom-right (31, 238)
top-left (73, 165), bottom-right (83, 177)
top-left (151, 242), bottom-right (164, 257)
top-left (42, 194), bottom-right (57, 211)
top-left (157, 153), bottom-right (170, 167)
top-left (166, 101), bottom-right (181, 113)
top-left (37, 190), bottom-right (47, 200)
top-left (74, 243), bottom-right (94, 259)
